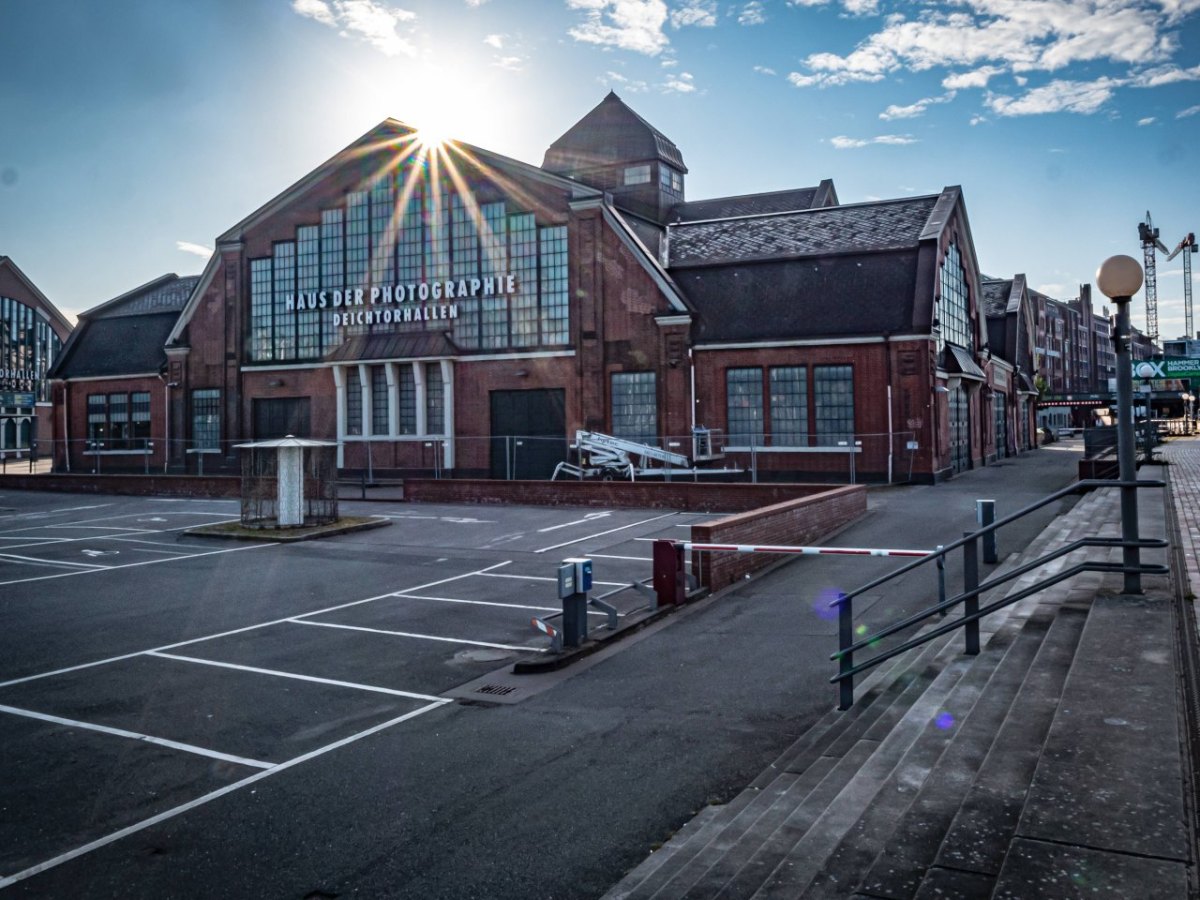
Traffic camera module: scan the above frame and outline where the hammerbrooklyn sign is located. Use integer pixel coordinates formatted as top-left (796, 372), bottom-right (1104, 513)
top-left (286, 274), bottom-right (519, 328)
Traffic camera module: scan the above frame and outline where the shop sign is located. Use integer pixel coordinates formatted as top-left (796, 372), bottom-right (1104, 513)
top-left (0, 368), bottom-right (37, 391)
top-left (287, 274), bottom-right (519, 329)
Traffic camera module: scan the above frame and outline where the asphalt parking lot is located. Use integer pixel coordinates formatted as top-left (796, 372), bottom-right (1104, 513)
top-left (0, 492), bottom-right (712, 890)
top-left (0, 446), bottom-right (1083, 898)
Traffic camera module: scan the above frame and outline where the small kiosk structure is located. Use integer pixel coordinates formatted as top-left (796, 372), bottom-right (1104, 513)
top-left (235, 436), bottom-right (338, 528)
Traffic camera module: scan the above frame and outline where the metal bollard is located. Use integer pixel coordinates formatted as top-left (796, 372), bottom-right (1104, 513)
top-left (977, 499), bottom-right (997, 564)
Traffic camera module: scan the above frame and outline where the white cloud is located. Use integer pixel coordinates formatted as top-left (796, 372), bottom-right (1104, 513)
top-left (483, 33), bottom-right (504, 48)
top-left (942, 65), bottom-right (1002, 89)
top-left (970, 114), bottom-right (987, 125)
top-left (788, 0), bottom-right (829, 6)
top-left (879, 91), bottom-right (955, 120)
top-left (670, 0), bottom-right (717, 27)
top-left (1130, 63), bottom-right (1200, 87)
top-left (291, 0), bottom-right (416, 57)
top-left (1138, 116), bottom-right (1157, 125)
top-left (176, 241), bottom-right (213, 260)
top-left (788, 1), bottom-right (1182, 91)
top-left (739, 2), bottom-right (767, 25)
top-left (754, 65), bottom-right (777, 76)
top-left (842, 0), bottom-right (878, 15)
top-left (1178, 104), bottom-right (1200, 118)
top-left (829, 133), bottom-right (918, 148)
top-left (567, 0), bottom-right (669, 55)
top-left (986, 77), bottom-right (1121, 116)
top-left (465, 0), bottom-right (488, 5)
top-left (662, 71), bottom-right (697, 92)
top-left (1013, 75), bottom-right (1028, 86)
top-left (495, 56), bottom-right (524, 70)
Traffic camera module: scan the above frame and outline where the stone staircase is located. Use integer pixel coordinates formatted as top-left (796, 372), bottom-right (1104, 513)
top-left (604, 485), bottom-right (1191, 899)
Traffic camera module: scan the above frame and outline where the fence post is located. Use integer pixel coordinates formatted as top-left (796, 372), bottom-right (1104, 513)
top-left (962, 532), bottom-right (980, 655)
top-left (837, 593), bottom-right (854, 710)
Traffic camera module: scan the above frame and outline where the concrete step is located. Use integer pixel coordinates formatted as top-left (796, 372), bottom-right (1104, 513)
top-left (990, 592), bottom-right (1189, 897)
top-left (606, 635), bottom-right (961, 900)
top-left (801, 600), bottom-right (1063, 898)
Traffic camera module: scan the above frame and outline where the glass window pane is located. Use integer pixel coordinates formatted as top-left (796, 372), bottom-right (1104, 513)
top-left (726, 368), bottom-right (764, 446)
top-left (192, 389), bottom-right (221, 450)
top-left (769, 366), bottom-right (808, 446)
top-left (425, 363), bottom-right (444, 435)
top-left (814, 365), bottom-right (854, 446)
top-left (612, 372), bottom-right (657, 443)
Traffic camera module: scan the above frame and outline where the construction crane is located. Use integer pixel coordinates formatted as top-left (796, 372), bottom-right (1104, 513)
top-left (1138, 211), bottom-right (1169, 345)
top-left (1166, 232), bottom-right (1197, 340)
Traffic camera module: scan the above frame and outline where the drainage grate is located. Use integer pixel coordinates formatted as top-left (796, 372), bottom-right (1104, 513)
top-left (475, 683), bottom-right (519, 697)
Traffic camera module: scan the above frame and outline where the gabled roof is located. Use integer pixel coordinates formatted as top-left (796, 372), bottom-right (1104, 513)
top-left (670, 180), bottom-right (838, 223)
top-left (0, 256), bottom-right (75, 335)
top-left (49, 274), bottom-right (196, 380)
top-left (542, 91), bottom-right (686, 175)
top-left (982, 279), bottom-right (1013, 318)
top-left (667, 194), bottom-right (940, 267)
top-left (170, 119), bottom-right (602, 347)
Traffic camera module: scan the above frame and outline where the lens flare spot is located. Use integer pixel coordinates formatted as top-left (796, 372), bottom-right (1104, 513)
top-left (812, 587), bottom-right (843, 621)
top-left (935, 712), bottom-right (955, 730)
top-left (855, 624), bottom-right (868, 636)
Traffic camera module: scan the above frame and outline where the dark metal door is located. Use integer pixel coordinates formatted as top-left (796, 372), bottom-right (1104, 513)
top-left (489, 389), bottom-right (566, 479)
top-left (994, 395), bottom-right (1007, 460)
top-left (950, 387), bottom-right (970, 474)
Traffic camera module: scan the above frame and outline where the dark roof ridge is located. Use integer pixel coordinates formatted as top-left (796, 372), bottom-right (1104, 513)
top-left (668, 191), bottom-right (940, 229)
top-left (80, 273), bottom-right (190, 319)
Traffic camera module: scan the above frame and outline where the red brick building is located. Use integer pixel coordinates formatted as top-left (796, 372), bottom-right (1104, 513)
top-left (0, 257), bottom-right (72, 459)
top-left (52, 93), bottom-right (1004, 483)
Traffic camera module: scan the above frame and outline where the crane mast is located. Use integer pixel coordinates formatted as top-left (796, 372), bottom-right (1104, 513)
top-left (1138, 211), bottom-right (1168, 345)
top-left (1166, 232), bottom-right (1197, 340)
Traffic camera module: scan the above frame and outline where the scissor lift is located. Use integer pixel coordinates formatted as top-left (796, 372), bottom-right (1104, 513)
top-left (551, 429), bottom-right (738, 481)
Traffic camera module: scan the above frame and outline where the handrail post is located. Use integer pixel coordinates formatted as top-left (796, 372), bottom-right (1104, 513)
top-left (837, 593), bottom-right (854, 710)
top-left (963, 532), bottom-right (980, 655)
top-left (936, 545), bottom-right (947, 617)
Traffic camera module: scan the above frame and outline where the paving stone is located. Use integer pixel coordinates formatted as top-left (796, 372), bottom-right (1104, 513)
top-left (992, 837), bottom-right (1187, 900)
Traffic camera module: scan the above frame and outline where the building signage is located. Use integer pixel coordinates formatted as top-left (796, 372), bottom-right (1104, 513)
top-left (0, 368), bottom-right (37, 391)
top-left (287, 274), bottom-right (519, 328)
top-left (0, 391), bottom-right (35, 408)
top-left (1131, 358), bottom-right (1200, 379)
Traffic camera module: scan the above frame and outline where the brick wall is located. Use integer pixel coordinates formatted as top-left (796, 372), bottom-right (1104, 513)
top-left (402, 478), bottom-right (841, 512)
top-left (0, 474), bottom-right (240, 498)
top-left (687, 485), bottom-right (867, 592)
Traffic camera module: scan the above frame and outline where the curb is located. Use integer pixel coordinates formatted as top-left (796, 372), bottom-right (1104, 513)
top-left (184, 515), bottom-right (392, 543)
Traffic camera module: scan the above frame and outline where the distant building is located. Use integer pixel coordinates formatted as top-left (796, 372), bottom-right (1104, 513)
top-left (50, 93), bottom-right (1005, 483)
top-left (0, 257), bottom-right (73, 457)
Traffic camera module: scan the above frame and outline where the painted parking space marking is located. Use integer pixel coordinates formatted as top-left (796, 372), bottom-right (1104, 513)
top-left (0, 553), bottom-right (106, 571)
top-left (479, 570), bottom-right (628, 588)
top-left (146, 651), bottom-right (444, 703)
top-left (588, 552), bottom-right (651, 562)
top-left (536, 511), bottom-right (612, 533)
top-left (289, 618), bottom-right (547, 653)
top-left (0, 540), bottom-right (269, 588)
top-left (534, 511), bottom-right (681, 554)
top-left (0, 700), bottom-right (448, 890)
top-left (0, 704), bottom-right (274, 770)
top-left (391, 592), bottom-right (567, 613)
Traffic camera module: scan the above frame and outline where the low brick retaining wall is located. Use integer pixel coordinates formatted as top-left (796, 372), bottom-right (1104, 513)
top-left (401, 478), bottom-right (841, 513)
top-left (689, 485), bottom-right (867, 592)
top-left (0, 473), bottom-right (240, 498)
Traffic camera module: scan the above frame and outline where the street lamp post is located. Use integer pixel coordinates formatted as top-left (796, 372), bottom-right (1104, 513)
top-left (1096, 254), bottom-right (1144, 593)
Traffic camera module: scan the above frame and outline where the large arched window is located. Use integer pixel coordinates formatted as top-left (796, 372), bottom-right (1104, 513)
top-left (938, 242), bottom-right (973, 351)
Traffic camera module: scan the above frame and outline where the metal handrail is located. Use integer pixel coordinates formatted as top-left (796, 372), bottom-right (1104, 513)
top-left (829, 478), bottom-right (1167, 709)
top-left (831, 479), bottom-right (1163, 607)
top-left (832, 536), bottom-right (1166, 661)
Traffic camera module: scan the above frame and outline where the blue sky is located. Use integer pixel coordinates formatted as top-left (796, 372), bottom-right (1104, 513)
top-left (1, 0), bottom-right (1198, 338)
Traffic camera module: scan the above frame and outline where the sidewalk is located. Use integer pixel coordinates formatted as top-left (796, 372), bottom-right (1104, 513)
top-left (604, 440), bottom-right (1198, 899)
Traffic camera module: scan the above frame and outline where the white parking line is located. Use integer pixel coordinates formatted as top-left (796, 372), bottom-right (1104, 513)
top-left (534, 512), bottom-right (680, 554)
top-left (588, 553), bottom-right (651, 562)
top-left (0, 699), bottom-right (448, 890)
top-left (0, 539), bottom-right (268, 588)
top-left (290, 618), bottom-right (546, 653)
top-left (147, 651), bottom-right (443, 702)
top-left (0, 559), bottom-right (516, 688)
top-left (391, 592), bottom-right (565, 613)
top-left (478, 571), bottom-right (627, 587)
top-left (0, 553), bottom-right (106, 571)
top-left (0, 703), bottom-right (274, 770)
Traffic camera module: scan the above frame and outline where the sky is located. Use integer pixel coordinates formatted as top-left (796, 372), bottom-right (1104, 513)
top-left (1, 0), bottom-right (1198, 338)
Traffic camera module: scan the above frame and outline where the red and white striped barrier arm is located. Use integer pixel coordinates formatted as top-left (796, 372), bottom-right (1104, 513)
top-left (680, 543), bottom-right (932, 558)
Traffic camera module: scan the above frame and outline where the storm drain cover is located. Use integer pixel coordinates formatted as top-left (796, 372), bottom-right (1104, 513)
top-left (475, 683), bottom-right (519, 697)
